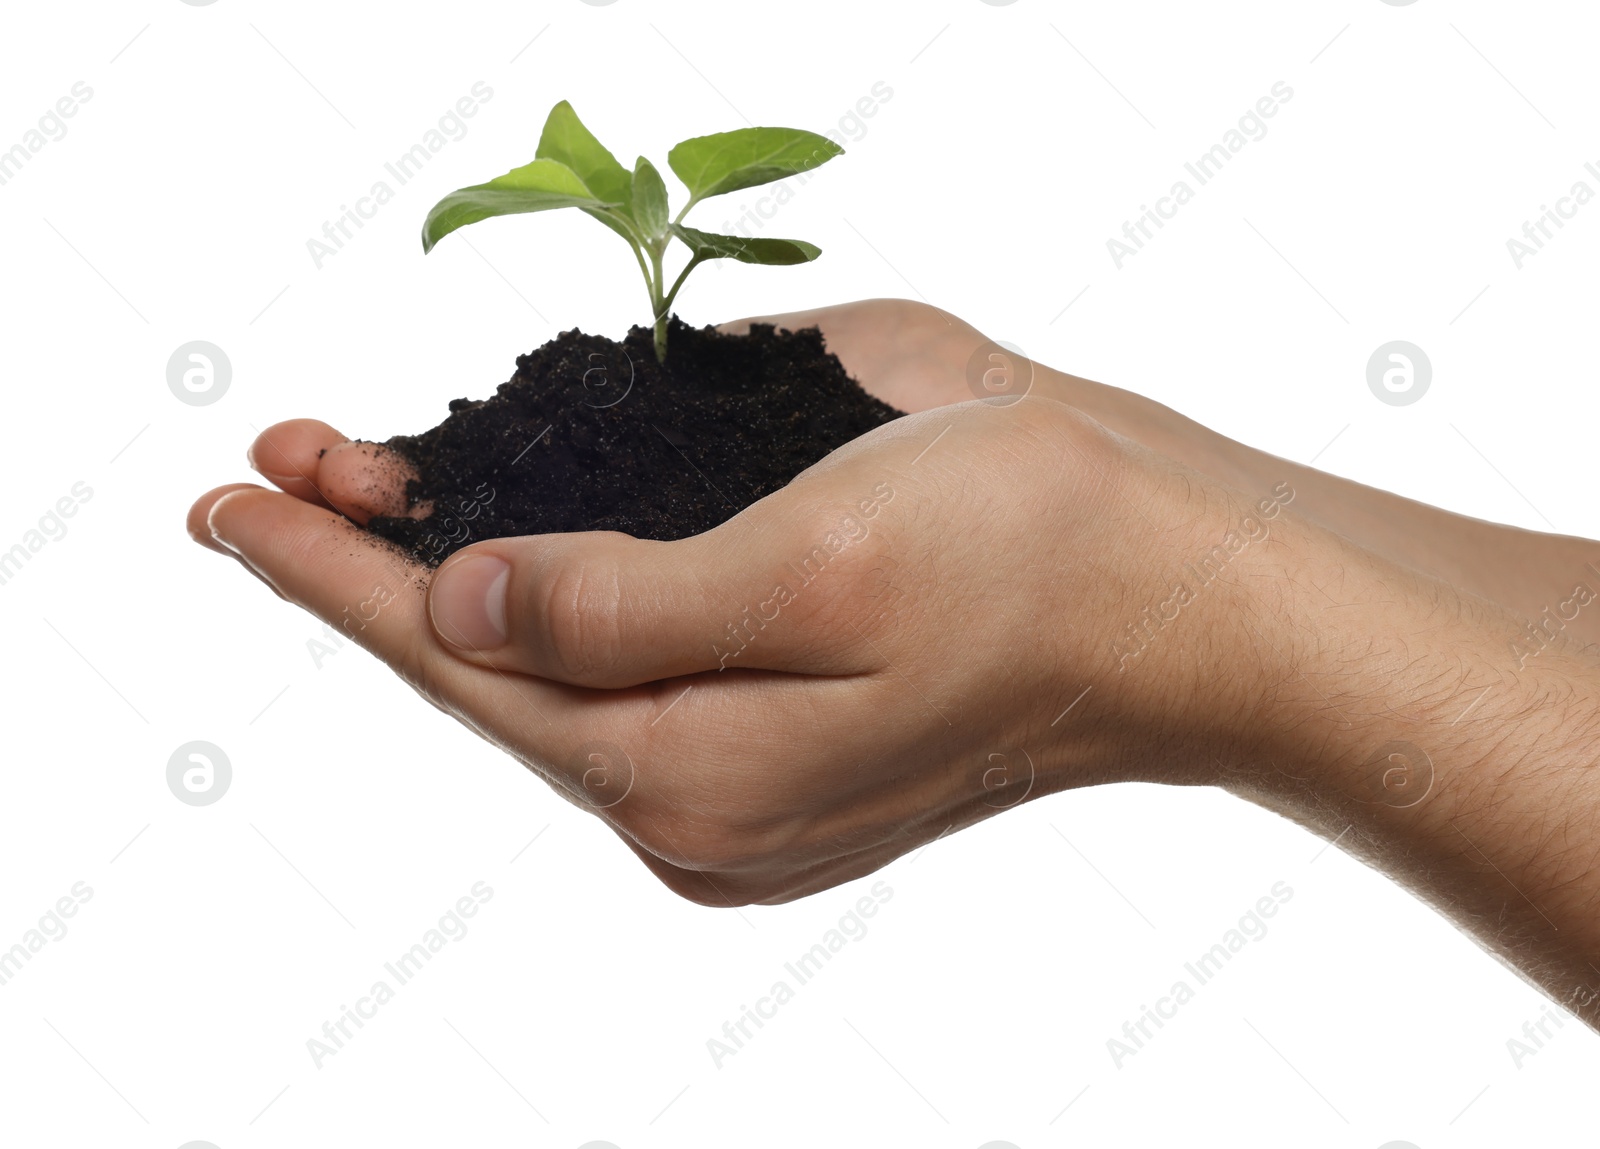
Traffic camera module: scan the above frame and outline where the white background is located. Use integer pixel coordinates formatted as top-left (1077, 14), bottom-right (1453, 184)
top-left (2, 1), bottom-right (1598, 1146)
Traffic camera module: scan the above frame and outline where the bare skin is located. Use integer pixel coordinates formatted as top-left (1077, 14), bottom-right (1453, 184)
top-left (717, 299), bottom-right (1600, 655)
top-left (189, 298), bottom-right (1600, 1027)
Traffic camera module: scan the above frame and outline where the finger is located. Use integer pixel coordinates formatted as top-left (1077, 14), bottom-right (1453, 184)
top-left (199, 485), bottom-right (479, 694)
top-left (247, 419), bottom-right (425, 525)
top-left (188, 482), bottom-right (268, 556)
top-left (717, 300), bottom-right (991, 414)
top-left (204, 482), bottom-right (637, 743)
top-left (187, 483), bottom-right (298, 604)
top-left (318, 439), bottom-right (429, 525)
top-left (716, 298), bottom-right (970, 341)
top-left (422, 467), bottom-right (901, 686)
top-left (246, 419), bottom-right (343, 508)
top-left (715, 300), bottom-right (898, 353)
top-left (715, 304), bottom-right (841, 337)
top-left (206, 485), bottom-right (433, 663)
top-left (197, 486), bottom-right (713, 810)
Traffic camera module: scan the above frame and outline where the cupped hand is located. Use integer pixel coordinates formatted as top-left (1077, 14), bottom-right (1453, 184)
top-left (717, 298), bottom-right (1264, 492)
top-left (717, 298), bottom-right (999, 414)
top-left (189, 336), bottom-right (1310, 907)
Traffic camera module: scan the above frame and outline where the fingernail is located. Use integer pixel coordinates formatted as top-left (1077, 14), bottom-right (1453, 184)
top-left (246, 443), bottom-right (301, 488)
top-left (207, 496), bottom-right (244, 555)
top-left (208, 524), bottom-right (241, 555)
top-left (430, 554), bottom-right (510, 651)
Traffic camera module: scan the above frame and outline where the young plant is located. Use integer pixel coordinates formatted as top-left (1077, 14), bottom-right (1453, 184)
top-left (421, 100), bottom-right (842, 362)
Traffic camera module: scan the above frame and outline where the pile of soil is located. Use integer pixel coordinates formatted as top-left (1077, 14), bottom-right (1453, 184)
top-left (363, 315), bottom-right (904, 566)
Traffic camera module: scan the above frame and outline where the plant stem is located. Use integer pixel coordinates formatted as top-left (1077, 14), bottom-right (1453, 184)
top-left (648, 242), bottom-right (668, 363)
top-left (660, 255), bottom-right (704, 324)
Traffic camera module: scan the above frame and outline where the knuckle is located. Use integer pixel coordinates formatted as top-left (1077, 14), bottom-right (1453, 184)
top-left (1034, 397), bottom-right (1121, 467)
top-left (538, 551), bottom-right (627, 683)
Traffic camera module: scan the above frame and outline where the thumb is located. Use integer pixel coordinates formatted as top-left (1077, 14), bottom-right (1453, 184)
top-left (424, 498), bottom-right (895, 687)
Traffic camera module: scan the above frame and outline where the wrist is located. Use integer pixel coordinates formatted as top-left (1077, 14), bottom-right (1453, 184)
top-left (1223, 533), bottom-right (1591, 807)
top-left (1019, 426), bottom-right (1323, 792)
top-left (1218, 528), bottom-right (1600, 1017)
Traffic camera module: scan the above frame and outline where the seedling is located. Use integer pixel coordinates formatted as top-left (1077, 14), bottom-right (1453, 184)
top-left (422, 100), bottom-right (842, 362)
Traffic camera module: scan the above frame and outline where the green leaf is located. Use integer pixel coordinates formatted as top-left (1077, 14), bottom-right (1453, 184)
top-left (421, 159), bottom-right (616, 253)
top-left (667, 127), bottom-right (842, 205)
top-left (534, 101), bottom-right (634, 211)
top-left (630, 156), bottom-right (669, 241)
top-left (670, 223), bottom-right (821, 265)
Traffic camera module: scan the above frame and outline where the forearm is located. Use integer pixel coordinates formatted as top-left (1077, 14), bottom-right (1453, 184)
top-left (1221, 525), bottom-right (1600, 1025)
top-left (1038, 364), bottom-right (1600, 654)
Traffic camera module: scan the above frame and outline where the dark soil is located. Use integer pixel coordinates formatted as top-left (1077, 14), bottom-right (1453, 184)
top-left (363, 315), bottom-right (904, 566)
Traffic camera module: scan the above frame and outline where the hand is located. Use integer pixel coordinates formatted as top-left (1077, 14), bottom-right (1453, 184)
top-left (190, 394), bottom-right (1318, 906)
top-left (717, 298), bottom-right (999, 414)
top-left (730, 299), bottom-right (1600, 650)
top-left (190, 313), bottom-right (1600, 1023)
